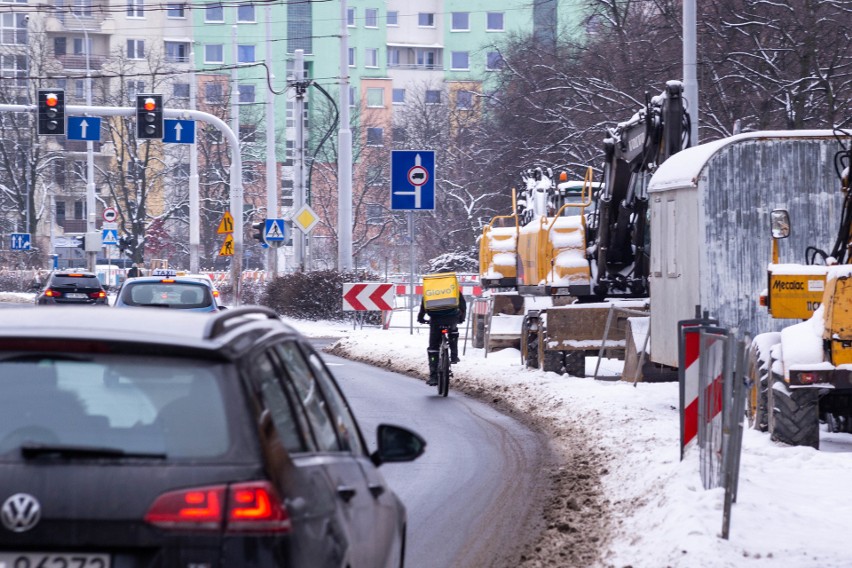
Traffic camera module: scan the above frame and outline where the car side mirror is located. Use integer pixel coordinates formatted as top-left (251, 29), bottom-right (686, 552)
top-left (370, 424), bottom-right (426, 467)
top-left (770, 209), bottom-right (790, 239)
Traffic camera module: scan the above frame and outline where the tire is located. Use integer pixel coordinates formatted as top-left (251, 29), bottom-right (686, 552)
top-left (564, 351), bottom-right (585, 377)
top-left (543, 350), bottom-right (565, 374)
top-left (747, 336), bottom-right (776, 432)
top-left (526, 333), bottom-right (539, 369)
top-left (438, 345), bottom-right (450, 397)
top-left (768, 369), bottom-right (821, 449)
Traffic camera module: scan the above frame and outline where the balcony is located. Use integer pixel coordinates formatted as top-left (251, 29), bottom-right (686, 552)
top-left (53, 8), bottom-right (110, 32)
top-left (58, 219), bottom-right (87, 233)
top-left (56, 54), bottom-right (107, 71)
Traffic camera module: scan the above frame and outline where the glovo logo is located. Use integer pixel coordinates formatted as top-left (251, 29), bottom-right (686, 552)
top-left (425, 285), bottom-right (456, 297)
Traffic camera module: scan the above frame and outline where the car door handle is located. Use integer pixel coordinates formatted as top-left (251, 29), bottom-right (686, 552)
top-left (337, 485), bottom-right (357, 503)
top-left (368, 483), bottom-right (385, 498)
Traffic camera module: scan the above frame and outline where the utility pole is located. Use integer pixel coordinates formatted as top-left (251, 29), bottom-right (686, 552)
top-left (683, 0), bottom-right (699, 144)
top-left (338, 0), bottom-right (353, 271)
top-left (189, 48), bottom-right (200, 273)
top-left (265, 3), bottom-right (278, 276)
top-left (230, 24), bottom-right (243, 300)
top-left (293, 49), bottom-right (306, 271)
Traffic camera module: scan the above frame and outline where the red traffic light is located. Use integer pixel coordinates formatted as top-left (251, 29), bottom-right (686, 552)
top-left (143, 97), bottom-right (157, 112)
top-left (45, 93), bottom-right (59, 107)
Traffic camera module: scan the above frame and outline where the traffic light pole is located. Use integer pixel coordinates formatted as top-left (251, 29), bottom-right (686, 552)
top-left (0, 102), bottom-right (245, 304)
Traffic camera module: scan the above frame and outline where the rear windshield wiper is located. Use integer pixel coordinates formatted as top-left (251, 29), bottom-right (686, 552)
top-left (21, 444), bottom-right (167, 460)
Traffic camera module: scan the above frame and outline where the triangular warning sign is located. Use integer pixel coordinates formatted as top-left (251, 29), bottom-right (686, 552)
top-left (217, 212), bottom-right (235, 234)
top-left (218, 234), bottom-right (234, 256)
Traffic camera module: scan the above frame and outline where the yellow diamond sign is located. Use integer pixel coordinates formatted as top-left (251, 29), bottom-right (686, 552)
top-left (292, 204), bottom-right (319, 234)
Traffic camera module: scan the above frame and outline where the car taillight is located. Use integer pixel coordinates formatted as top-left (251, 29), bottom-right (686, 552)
top-left (797, 371), bottom-right (819, 385)
top-left (144, 481), bottom-right (290, 534)
top-left (89, 290), bottom-right (106, 299)
top-left (144, 485), bottom-right (225, 530)
top-left (227, 481), bottom-right (291, 533)
top-left (44, 289), bottom-right (61, 298)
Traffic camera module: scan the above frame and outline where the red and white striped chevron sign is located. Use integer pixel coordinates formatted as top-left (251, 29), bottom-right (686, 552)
top-left (342, 283), bottom-right (395, 311)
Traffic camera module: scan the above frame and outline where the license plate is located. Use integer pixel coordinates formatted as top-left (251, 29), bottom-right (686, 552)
top-left (0, 552), bottom-right (110, 567)
top-left (66, 293), bottom-right (88, 299)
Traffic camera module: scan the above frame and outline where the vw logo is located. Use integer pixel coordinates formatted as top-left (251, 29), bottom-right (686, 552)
top-left (1, 493), bottom-right (41, 533)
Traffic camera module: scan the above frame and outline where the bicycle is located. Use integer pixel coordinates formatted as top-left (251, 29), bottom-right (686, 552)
top-left (436, 325), bottom-right (452, 397)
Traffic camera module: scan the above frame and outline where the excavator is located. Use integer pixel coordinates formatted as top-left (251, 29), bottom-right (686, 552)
top-left (478, 80), bottom-right (692, 375)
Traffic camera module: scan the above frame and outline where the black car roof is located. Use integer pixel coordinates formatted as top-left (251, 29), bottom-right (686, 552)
top-left (0, 306), bottom-right (300, 358)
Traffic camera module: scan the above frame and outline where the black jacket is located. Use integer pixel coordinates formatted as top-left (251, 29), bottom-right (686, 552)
top-left (418, 293), bottom-right (467, 326)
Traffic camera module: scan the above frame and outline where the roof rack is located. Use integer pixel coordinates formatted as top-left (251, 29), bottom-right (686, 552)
top-left (203, 306), bottom-right (280, 340)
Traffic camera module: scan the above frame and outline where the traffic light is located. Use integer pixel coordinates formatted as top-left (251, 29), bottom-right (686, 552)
top-left (37, 89), bottom-right (65, 135)
top-left (136, 94), bottom-right (163, 139)
top-left (252, 222), bottom-right (265, 244)
top-left (75, 236), bottom-right (85, 250)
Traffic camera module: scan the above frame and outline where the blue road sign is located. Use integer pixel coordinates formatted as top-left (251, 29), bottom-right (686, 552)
top-left (102, 229), bottom-right (118, 245)
top-left (10, 233), bottom-right (31, 251)
top-left (67, 117), bottom-right (101, 141)
top-left (390, 150), bottom-right (435, 211)
top-left (163, 119), bottom-right (195, 144)
top-left (264, 219), bottom-right (286, 242)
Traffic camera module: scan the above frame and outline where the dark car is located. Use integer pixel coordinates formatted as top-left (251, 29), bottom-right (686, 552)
top-left (0, 306), bottom-right (424, 567)
top-left (35, 270), bottom-right (108, 306)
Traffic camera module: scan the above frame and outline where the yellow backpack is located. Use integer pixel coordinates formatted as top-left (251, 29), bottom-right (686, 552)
top-left (422, 272), bottom-right (460, 311)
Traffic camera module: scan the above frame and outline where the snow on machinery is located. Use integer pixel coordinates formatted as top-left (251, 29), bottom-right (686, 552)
top-left (477, 81), bottom-right (692, 375)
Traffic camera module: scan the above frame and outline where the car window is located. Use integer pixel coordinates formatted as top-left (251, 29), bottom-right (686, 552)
top-left (51, 276), bottom-right (101, 288)
top-left (272, 342), bottom-right (341, 453)
top-left (123, 282), bottom-right (213, 308)
top-left (245, 351), bottom-right (309, 453)
top-left (303, 348), bottom-right (365, 455)
top-left (0, 354), bottom-right (230, 459)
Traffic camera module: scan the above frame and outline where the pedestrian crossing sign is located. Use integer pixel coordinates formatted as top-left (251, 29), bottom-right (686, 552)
top-left (264, 219), bottom-right (286, 242)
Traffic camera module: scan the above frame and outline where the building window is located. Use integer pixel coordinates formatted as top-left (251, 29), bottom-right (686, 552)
top-left (392, 88), bottom-right (405, 104)
top-left (238, 84), bottom-right (255, 103)
top-left (173, 163), bottom-right (190, 180)
top-left (456, 90), bottom-right (473, 110)
top-left (348, 47), bottom-right (355, 67)
top-left (126, 0), bottom-right (144, 18)
top-left (205, 3), bottom-right (224, 23)
top-left (365, 48), bottom-right (378, 68)
top-left (387, 48), bottom-right (399, 67)
top-left (416, 49), bottom-right (436, 68)
top-left (238, 4), bottom-right (255, 22)
top-left (73, 37), bottom-right (92, 55)
top-left (425, 90), bottom-right (441, 104)
top-left (349, 86), bottom-right (356, 107)
top-left (173, 82), bottom-right (190, 99)
top-left (387, 11), bottom-right (398, 26)
top-left (451, 12), bottom-right (469, 31)
top-left (366, 87), bottom-right (384, 107)
top-left (240, 125), bottom-right (257, 143)
top-left (392, 127), bottom-right (406, 145)
top-left (205, 44), bottom-right (224, 63)
top-left (74, 199), bottom-right (84, 219)
top-left (418, 13), bottom-right (434, 27)
top-left (74, 79), bottom-right (85, 98)
top-left (205, 82), bottom-right (223, 103)
top-left (127, 39), bottom-right (145, 60)
top-left (55, 200), bottom-right (66, 222)
top-left (487, 12), bottom-right (504, 31)
top-left (238, 44), bottom-right (255, 63)
top-left (451, 51), bottom-right (469, 70)
top-left (54, 37), bottom-right (66, 56)
top-left (71, 0), bottom-right (92, 17)
top-left (166, 3), bottom-right (185, 18)
top-left (0, 54), bottom-right (25, 87)
top-left (364, 8), bottom-right (378, 28)
top-left (347, 7), bottom-right (355, 27)
top-left (486, 51), bottom-right (503, 70)
top-left (127, 80), bottom-right (145, 99)
top-left (366, 203), bottom-right (384, 224)
top-left (165, 41), bottom-right (189, 63)
top-left (366, 127), bottom-right (383, 147)
top-left (0, 13), bottom-right (26, 45)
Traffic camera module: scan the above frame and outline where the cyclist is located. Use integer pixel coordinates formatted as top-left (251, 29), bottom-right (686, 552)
top-left (417, 289), bottom-right (466, 386)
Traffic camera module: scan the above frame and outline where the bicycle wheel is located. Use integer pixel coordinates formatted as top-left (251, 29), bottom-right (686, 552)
top-left (438, 344), bottom-right (450, 397)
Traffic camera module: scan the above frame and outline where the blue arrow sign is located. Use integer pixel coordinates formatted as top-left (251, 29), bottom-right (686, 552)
top-left (390, 150), bottom-right (435, 210)
top-left (264, 218), bottom-right (286, 241)
top-left (101, 229), bottom-right (118, 245)
top-left (163, 119), bottom-right (195, 144)
top-left (10, 233), bottom-right (31, 251)
top-left (67, 117), bottom-right (101, 141)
